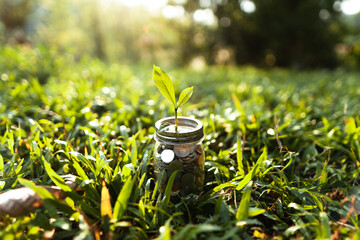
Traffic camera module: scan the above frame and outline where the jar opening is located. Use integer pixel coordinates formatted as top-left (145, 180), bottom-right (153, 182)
top-left (155, 117), bottom-right (204, 143)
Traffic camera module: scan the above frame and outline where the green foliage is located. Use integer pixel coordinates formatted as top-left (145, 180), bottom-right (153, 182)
top-left (153, 65), bottom-right (177, 107)
top-left (152, 65), bottom-right (193, 130)
top-left (0, 46), bottom-right (360, 239)
top-left (177, 87), bottom-right (194, 108)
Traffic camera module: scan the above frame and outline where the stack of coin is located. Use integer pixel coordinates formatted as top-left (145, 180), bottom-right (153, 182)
top-left (154, 143), bottom-right (205, 196)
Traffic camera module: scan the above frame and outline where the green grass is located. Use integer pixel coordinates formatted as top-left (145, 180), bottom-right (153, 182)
top-left (0, 45), bottom-right (360, 239)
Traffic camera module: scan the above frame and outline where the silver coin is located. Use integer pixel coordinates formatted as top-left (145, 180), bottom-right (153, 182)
top-left (181, 152), bottom-right (197, 162)
top-left (174, 144), bottom-right (196, 158)
top-left (161, 149), bottom-right (175, 163)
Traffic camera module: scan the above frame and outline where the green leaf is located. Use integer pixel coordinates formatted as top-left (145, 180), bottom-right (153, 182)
top-left (42, 156), bottom-right (81, 202)
top-left (232, 93), bottom-right (246, 118)
top-left (353, 232), bottom-right (360, 240)
top-left (161, 170), bottom-right (179, 211)
top-left (248, 208), bottom-right (266, 217)
top-left (213, 182), bottom-right (237, 194)
top-left (18, 178), bottom-right (56, 200)
top-left (69, 153), bottom-right (89, 181)
top-left (319, 212), bottom-right (331, 239)
top-left (42, 157), bottom-right (73, 194)
top-left (280, 154), bottom-right (293, 173)
top-left (236, 181), bottom-right (252, 220)
top-left (18, 178), bottom-right (58, 217)
top-left (158, 218), bottom-right (172, 240)
top-left (237, 135), bottom-right (245, 176)
top-left (113, 175), bottom-right (135, 221)
top-left (319, 159), bottom-right (328, 186)
top-left (175, 224), bottom-right (222, 240)
top-left (284, 225), bottom-right (302, 237)
top-left (177, 87), bottom-right (193, 108)
top-left (235, 149), bottom-right (266, 191)
top-left (7, 130), bottom-right (14, 155)
top-left (152, 170), bottom-right (166, 201)
top-left (235, 163), bottom-right (259, 191)
top-left (346, 117), bottom-right (356, 134)
top-left (138, 198), bottom-right (145, 220)
top-left (153, 65), bottom-right (176, 107)
top-left (0, 154), bottom-right (3, 176)
top-left (131, 137), bottom-right (138, 167)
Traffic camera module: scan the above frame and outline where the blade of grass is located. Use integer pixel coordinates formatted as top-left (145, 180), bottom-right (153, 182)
top-left (0, 154), bottom-right (3, 176)
top-left (42, 156), bottom-right (79, 200)
top-left (236, 181), bottom-right (252, 220)
top-left (113, 175), bottom-right (135, 221)
top-left (237, 134), bottom-right (245, 176)
top-left (319, 212), bottom-right (331, 239)
top-left (152, 170), bottom-right (165, 201)
top-left (69, 153), bottom-right (89, 181)
top-left (161, 170), bottom-right (179, 212)
top-left (131, 138), bottom-right (138, 167)
top-left (236, 149), bottom-right (266, 191)
top-left (18, 178), bottom-right (58, 218)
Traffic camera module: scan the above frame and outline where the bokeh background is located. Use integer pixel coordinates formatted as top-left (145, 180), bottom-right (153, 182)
top-left (1, 0), bottom-right (360, 70)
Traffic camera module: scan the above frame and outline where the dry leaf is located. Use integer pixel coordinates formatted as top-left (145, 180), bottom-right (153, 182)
top-left (0, 187), bottom-right (42, 217)
top-left (101, 180), bottom-right (113, 219)
top-left (0, 180), bottom-right (78, 218)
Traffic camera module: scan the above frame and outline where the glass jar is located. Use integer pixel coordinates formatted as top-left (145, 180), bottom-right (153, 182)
top-left (154, 116), bottom-right (205, 196)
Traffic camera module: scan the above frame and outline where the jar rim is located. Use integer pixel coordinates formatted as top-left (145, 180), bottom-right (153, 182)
top-left (155, 116), bottom-right (204, 143)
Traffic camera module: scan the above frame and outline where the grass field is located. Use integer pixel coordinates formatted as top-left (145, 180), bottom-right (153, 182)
top-left (1, 45), bottom-right (360, 239)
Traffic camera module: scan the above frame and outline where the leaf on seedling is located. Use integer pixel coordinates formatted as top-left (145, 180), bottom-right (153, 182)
top-left (177, 87), bottom-right (193, 108)
top-left (153, 65), bottom-right (176, 107)
top-left (101, 180), bottom-right (113, 219)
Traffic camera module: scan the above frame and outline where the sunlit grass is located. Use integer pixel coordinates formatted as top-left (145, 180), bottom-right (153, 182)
top-left (0, 45), bottom-right (360, 239)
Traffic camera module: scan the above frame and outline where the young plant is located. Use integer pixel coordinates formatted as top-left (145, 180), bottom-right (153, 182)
top-left (152, 65), bottom-right (193, 132)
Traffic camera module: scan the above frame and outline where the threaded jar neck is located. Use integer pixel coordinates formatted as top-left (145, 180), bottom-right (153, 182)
top-left (155, 117), bottom-right (204, 143)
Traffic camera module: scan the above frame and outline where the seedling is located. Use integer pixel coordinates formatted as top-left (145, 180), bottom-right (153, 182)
top-left (152, 65), bottom-right (193, 132)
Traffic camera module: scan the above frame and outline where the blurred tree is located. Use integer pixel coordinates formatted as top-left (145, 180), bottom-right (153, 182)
top-left (339, 13), bottom-right (360, 70)
top-left (0, 0), bottom-right (35, 44)
top-left (173, 0), bottom-right (347, 69)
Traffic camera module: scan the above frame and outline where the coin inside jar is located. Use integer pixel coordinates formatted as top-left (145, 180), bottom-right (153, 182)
top-left (169, 160), bottom-right (184, 172)
top-left (161, 149), bottom-right (175, 163)
top-left (174, 144), bottom-right (196, 158)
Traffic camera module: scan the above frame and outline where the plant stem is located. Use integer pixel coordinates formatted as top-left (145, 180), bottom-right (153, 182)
top-left (175, 107), bottom-right (178, 132)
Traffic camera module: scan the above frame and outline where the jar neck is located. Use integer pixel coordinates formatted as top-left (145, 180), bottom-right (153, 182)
top-left (155, 116), bottom-right (204, 144)
top-left (154, 134), bottom-right (204, 145)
